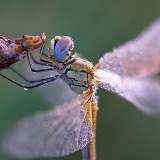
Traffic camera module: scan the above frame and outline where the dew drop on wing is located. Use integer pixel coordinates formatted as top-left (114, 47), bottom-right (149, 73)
top-left (98, 19), bottom-right (160, 79)
top-left (96, 69), bottom-right (160, 116)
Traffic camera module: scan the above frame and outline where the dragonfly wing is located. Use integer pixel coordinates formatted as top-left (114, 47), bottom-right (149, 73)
top-left (38, 78), bottom-right (77, 107)
top-left (98, 18), bottom-right (160, 79)
top-left (96, 69), bottom-right (160, 116)
top-left (116, 77), bottom-right (160, 116)
top-left (3, 95), bottom-right (93, 158)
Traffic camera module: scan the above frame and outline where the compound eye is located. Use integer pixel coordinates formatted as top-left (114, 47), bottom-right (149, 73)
top-left (49, 36), bottom-right (74, 62)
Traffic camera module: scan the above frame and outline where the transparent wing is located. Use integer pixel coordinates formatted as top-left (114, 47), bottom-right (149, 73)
top-left (38, 78), bottom-right (77, 107)
top-left (96, 69), bottom-right (160, 116)
top-left (3, 95), bottom-right (93, 158)
top-left (98, 18), bottom-right (160, 79)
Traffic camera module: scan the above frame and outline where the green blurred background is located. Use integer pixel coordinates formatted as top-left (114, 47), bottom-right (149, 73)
top-left (1, 0), bottom-right (160, 160)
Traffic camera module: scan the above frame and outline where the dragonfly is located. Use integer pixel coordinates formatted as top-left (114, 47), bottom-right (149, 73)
top-left (0, 33), bottom-right (46, 70)
top-left (2, 18), bottom-right (160, 160)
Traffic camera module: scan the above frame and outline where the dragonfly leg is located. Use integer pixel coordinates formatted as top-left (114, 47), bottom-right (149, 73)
top-left (10, 67), bottom-right (57, 83)
top-left (0, 73), bottom-right (60, 89)
top-left (37, 43), bottom-right (52, 63)
top-left (39, 54), bottom-right (53, 64)
top-left (27, 54), bottom-right (54, 72)
top-left (29, 52), bottom-right (52, 66)
top-left (38, 43), bottom-right (59, 66)
top-left (28, 43), bottom-right (57, 71)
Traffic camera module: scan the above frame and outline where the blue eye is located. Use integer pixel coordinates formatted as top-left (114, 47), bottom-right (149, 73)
top-left (49, 36), bottom-right (74, 62)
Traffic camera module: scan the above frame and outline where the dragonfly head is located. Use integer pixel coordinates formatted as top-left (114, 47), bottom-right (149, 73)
top-left (49, 36), bottom-right (74, 62)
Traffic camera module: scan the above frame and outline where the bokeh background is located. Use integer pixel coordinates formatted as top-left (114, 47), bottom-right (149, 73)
top-left (1, 0), bottom-right (160, 160)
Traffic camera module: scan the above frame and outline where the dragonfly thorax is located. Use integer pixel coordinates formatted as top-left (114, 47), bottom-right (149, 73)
top-left (60, 56), bottom-right (94, 94)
